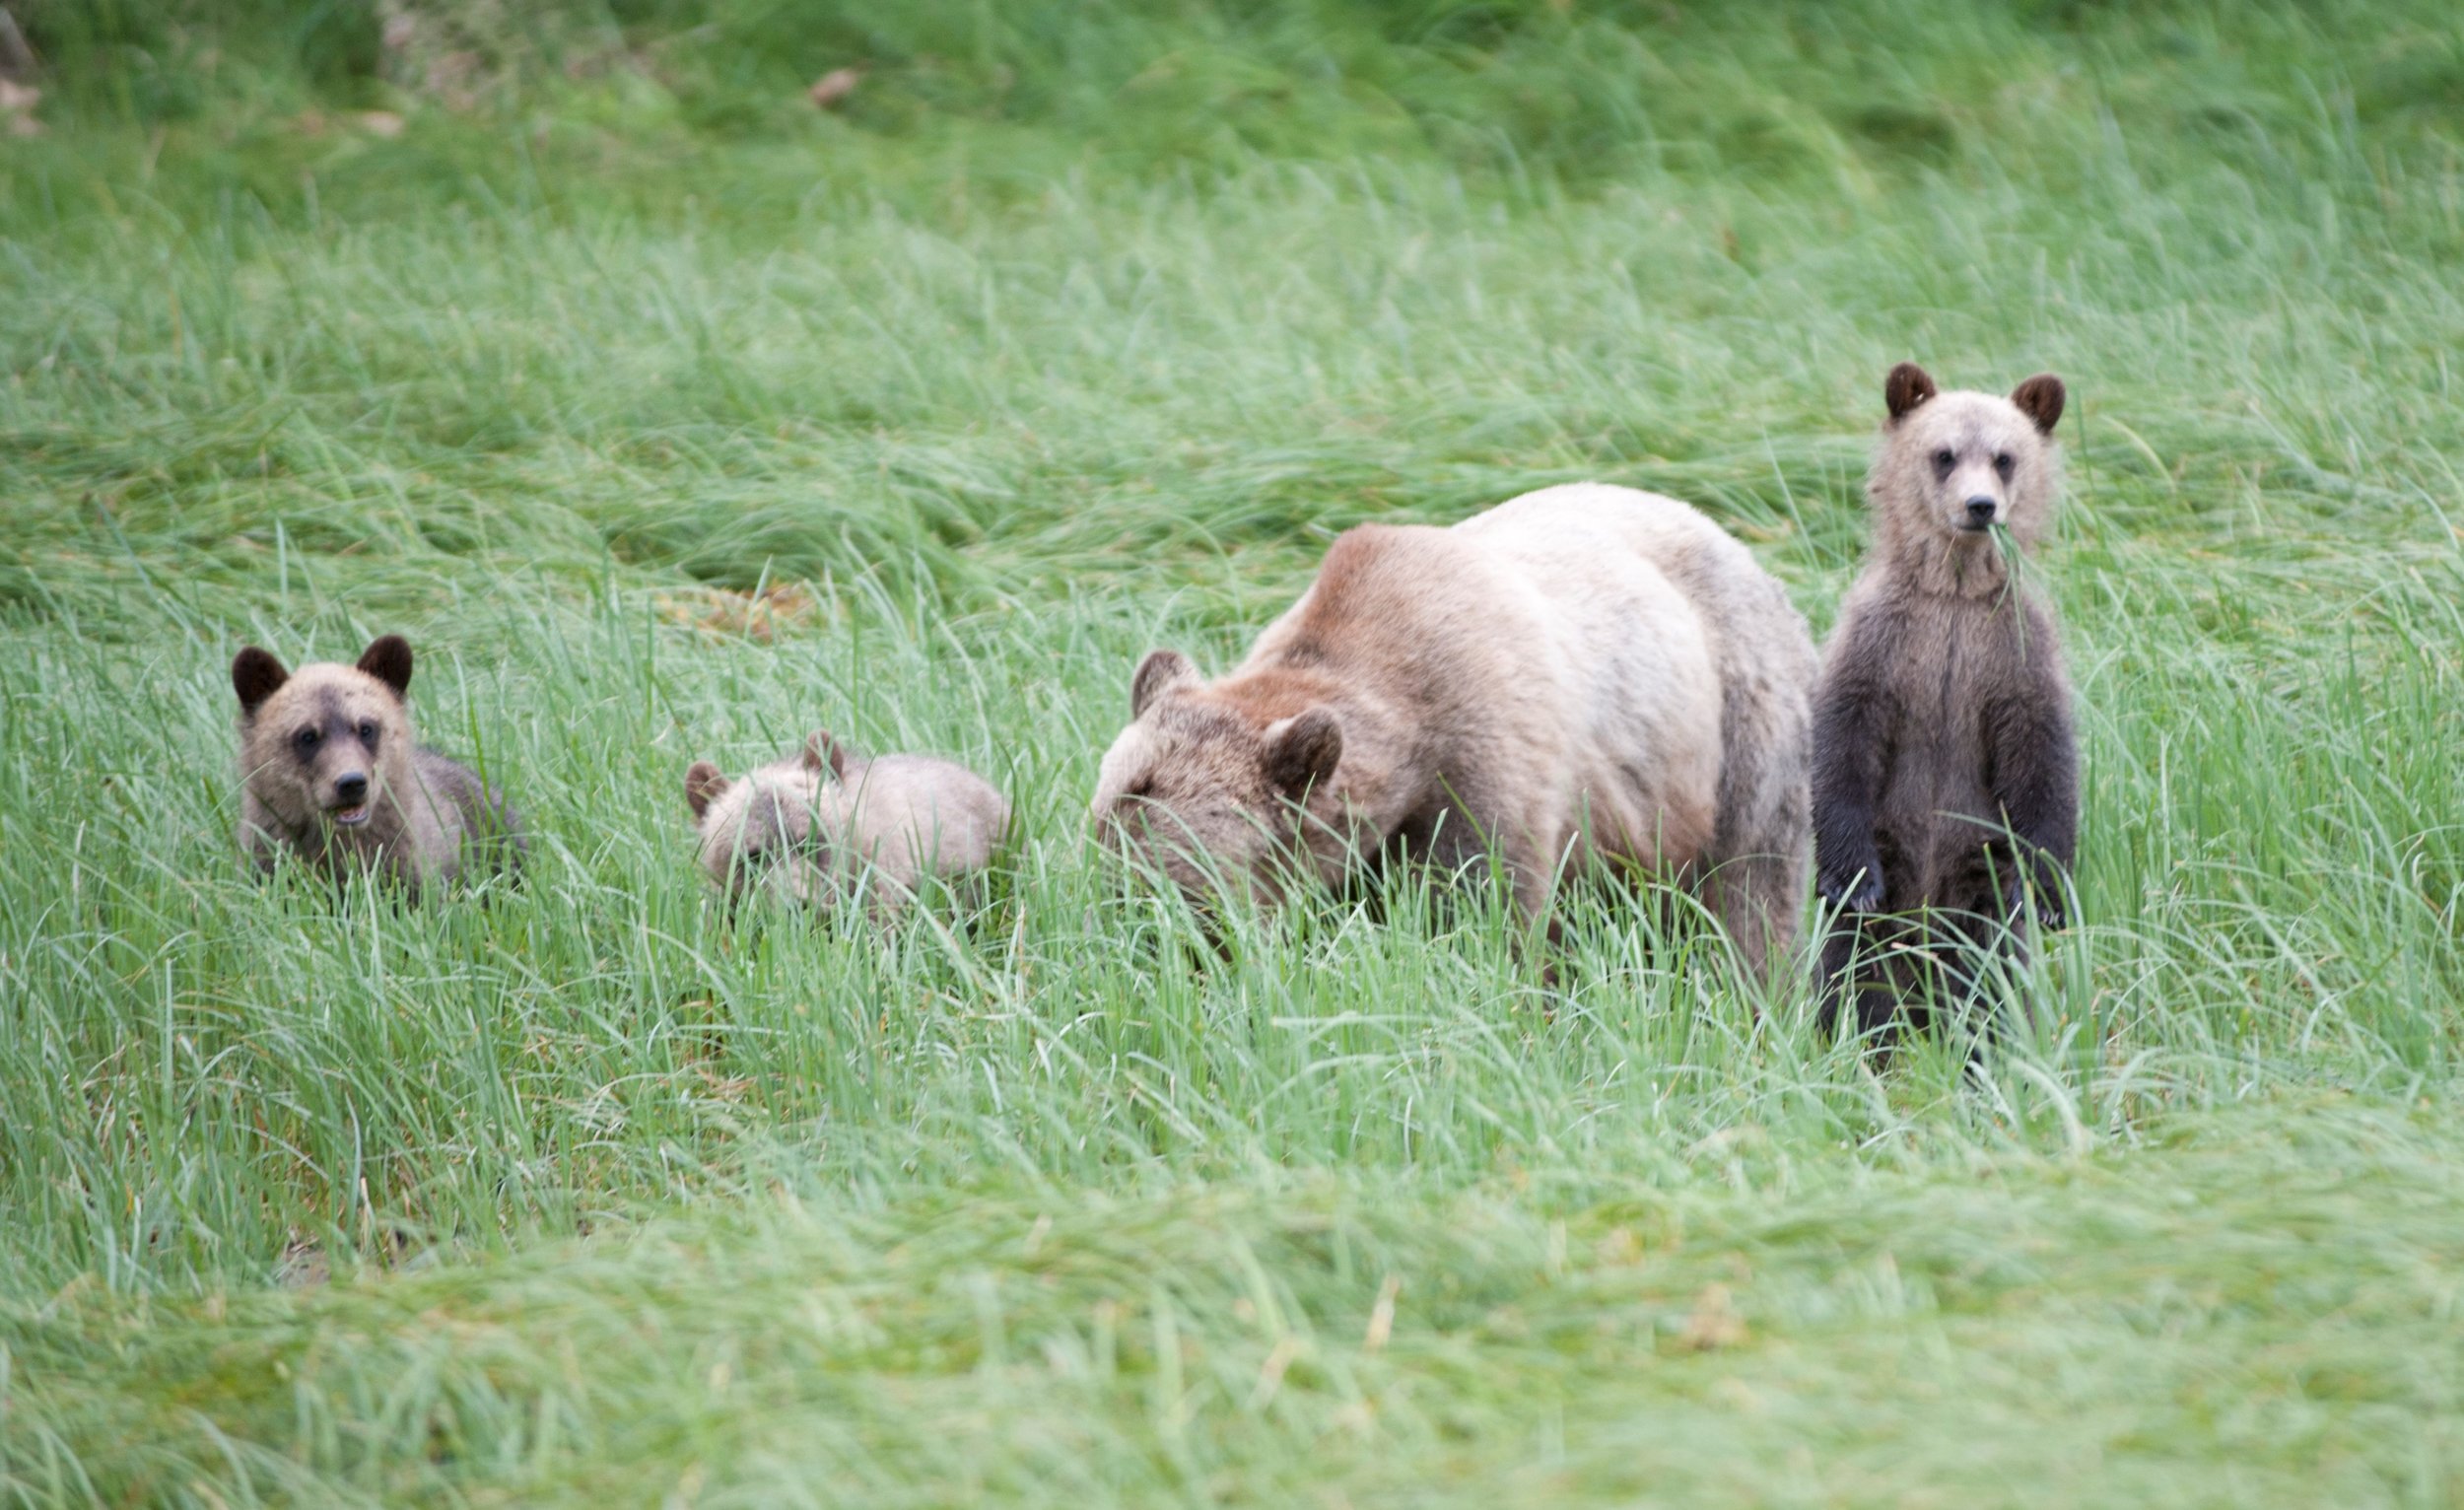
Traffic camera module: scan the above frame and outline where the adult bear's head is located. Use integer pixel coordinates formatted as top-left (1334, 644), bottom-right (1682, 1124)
top-left (1088, 649), bottom-right (1347, 913)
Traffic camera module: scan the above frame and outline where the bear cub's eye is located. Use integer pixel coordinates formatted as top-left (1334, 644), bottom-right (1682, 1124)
top-left (1993, 452), bottom-right (2016, 481)
top-left (1931, 448), bottom-right (1956, 478)
top-left (293, 727), bottom-right (321, 752)
top-left (357, 719), bottom-right (380, 744)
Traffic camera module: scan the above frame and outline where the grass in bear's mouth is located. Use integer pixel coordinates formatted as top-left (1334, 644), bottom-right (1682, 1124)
top-left (0, 0), bottom-right (2459, 1505)
top-left (1986, 517), bottom-right (2037, 656)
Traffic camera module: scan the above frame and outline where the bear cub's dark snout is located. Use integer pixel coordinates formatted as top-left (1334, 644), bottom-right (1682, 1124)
top-left (1963, 496), bottom-right (1998, 528)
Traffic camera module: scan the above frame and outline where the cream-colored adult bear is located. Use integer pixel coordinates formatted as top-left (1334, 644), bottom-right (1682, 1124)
top-left (1089, 483), bottom-right (1817, 974)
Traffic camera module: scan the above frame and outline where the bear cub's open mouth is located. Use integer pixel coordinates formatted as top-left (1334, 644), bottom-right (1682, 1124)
top-left (329, 801), bottom-right (373, 827)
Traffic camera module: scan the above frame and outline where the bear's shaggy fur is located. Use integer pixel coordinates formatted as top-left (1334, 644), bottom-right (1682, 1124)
top-left (1089, 483), bottom-right (1817, 974)
top-left (685, 730), bottom-right (1007, 917)
top-left (1812, 363), bottom-right (2079, 1035)
top-left (232, 636), bottom-right (522, 893)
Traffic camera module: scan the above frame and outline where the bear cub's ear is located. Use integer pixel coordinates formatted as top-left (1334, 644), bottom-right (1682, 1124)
top-left (2011, 374), bottom-right (2066, 437)
top-left (232, 647), bottom-right (290, 716)
top-left (356, 635), bottom-right (415, 699)
top-left (1884, 362), bottom-right (1938, 423)
top-left (1131, 650), bottom-right (1199, 718)
top-left (1265, 707), bottom-right (1343, 796)
top-left (801, 729), bottom-right (848, 781)
top-left (685, 761), bottom-right (730, 821)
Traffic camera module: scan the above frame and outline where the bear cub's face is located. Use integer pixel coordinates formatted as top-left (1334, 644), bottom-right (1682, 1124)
top-left (233, 636), bottom-right (417, 831)
top-left (1879, 363), bottom-right (2066, 546)
top-left (1088, 650), bottom-right (1342, 911)
top-left (685, 732), bottom-right (844, 906)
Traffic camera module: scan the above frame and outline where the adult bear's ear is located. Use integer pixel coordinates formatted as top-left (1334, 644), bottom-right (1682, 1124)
top-left (1264, 707), bottom-right (1343, 797)
top-left (232, 647), bottom-right (290, 717)
top-left (1130, 650), bottom-right (1199, 718)
top-left (1885, 362), bottom-right (1937, 423)
top-left (685, 761), bottom-right (730, 821)
top-left (356, 635), bottom-right (414, 700)
top-left (801, 729), bottom-right (848, 780)
top-left (2011, 373), bottom-right (2066, 436)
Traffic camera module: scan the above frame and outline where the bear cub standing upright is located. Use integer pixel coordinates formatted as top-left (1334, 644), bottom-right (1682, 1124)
top-left (232, 635), bottom-right (524, 894)
top-left (1813, 363), bottom-right (2079, 1036)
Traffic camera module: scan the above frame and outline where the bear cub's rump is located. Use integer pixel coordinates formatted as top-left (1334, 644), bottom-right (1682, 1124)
top-left (232, 635), bottom-right (524, 894)
top-left (1812, 363), bottom-right (2079, 1036)
top-left (685, 731), bottom-right (1008, 917)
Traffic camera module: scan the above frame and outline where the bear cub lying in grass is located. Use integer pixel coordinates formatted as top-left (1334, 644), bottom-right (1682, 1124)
top-left (231, 635), bottom-right (524, 894)
top-left (685, 731), bottom-right (1008, 918)
top-left (1090, 482), bottom-right (1817, 976)
top-left (1813, 363), bottom-right (2080, 1038)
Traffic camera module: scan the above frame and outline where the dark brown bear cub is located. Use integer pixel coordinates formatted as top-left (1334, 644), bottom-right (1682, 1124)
top-left (1813, 363), bottom-right (2078, 1037)
top-left (232, 635), bottom-right (523, 894)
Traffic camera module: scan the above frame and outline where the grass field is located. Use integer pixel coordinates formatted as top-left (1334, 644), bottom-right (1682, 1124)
top-left (3, 1), bottom-right (2462, 1503)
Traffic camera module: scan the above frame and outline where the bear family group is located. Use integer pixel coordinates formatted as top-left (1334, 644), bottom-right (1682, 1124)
top-left (230, 363), bottom-right (2076, 1037)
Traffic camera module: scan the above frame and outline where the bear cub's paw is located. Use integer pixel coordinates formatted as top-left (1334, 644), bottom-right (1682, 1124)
top-left (1818, 854), bottom-right (1885, 914)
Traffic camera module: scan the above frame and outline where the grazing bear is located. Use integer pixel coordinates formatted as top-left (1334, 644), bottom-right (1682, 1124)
top-left (1813, 363), bottom-right (2079, 1037)
top-left (685, 730), bottom-right (1008, 917)
top-left (232, 635), bottom-right (523, 893)
top-left (1089, 483), bottom-right (1817, 975)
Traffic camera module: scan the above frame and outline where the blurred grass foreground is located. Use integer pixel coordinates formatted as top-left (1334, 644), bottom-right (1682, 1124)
top-left (2, 1), bottom-right (2462, 1505)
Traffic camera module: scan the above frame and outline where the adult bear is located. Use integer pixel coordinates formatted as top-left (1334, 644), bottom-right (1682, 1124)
top-left (1090, 483), bottom-right (1816, 976)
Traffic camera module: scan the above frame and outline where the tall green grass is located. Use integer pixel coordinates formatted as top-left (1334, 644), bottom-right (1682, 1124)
top-left (1, 1), bottom-right (2460, 1503)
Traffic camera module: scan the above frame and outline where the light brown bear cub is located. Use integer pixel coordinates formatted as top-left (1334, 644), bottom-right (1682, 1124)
top-left (232, 635), bottom-right (523, 893)
top-left (1090, 483), bottom-right (1817, 975)
top-left (685, 731), bottom-right (1008, 917)
top-left (1813, 363), bottom-right (2079, 1037)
